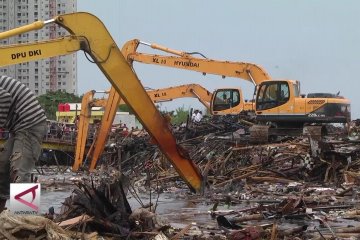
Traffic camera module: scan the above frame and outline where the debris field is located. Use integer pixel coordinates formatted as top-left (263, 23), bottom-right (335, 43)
top-left (1, 116), bottom-right (360, 240)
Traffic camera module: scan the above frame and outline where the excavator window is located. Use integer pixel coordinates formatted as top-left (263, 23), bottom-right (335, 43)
top-left (256, 81), bottom-right (290, 110)
top-left (280, 83), bottom-right (289, 101)
top-left (213, 89), bottom-right (241, 111)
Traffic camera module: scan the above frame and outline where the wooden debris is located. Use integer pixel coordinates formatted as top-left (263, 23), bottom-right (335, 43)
top-left (20, 117), bottom-right (360, 239)
top-left (58, 214), bottom-right (92, 227)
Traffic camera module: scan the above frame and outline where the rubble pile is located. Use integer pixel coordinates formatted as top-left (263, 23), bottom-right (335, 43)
top-left (0, 211), bottom-right (70, 240)
top-left (117, 119), bottom-right (358, 190)
top-left (90, 118), bottom-right (360, 239)
top-left (55, 177), bottom-right (132, 237)
top-left (1, 117), bottom-right (360, 239)
top-left (174, 115), bottom-right (251, 141)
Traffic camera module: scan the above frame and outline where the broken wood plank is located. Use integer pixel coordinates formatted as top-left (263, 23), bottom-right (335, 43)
top-left (57, 214), bottom-right (92, 227)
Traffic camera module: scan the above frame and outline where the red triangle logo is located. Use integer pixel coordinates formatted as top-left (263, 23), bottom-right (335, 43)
top-left (14, 185), bottom-right (39, 211)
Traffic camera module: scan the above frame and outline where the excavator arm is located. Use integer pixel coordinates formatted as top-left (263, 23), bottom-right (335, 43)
top-left (73, 90), bottom-right (109, 170)
top-left (75, 90), bottom-right (96, 168)
top-left (88, 40), bottom-right (272, 173)
top-left (122, 39), bottom-right (271, 85)
top-left (0, 12), bottom-right (203, 193)
top-left (124, 83), bottom-right (212, 108)
top-left (88, 39), bottom-right (272, 172)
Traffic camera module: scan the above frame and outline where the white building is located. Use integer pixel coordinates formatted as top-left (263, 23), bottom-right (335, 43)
top-left (0, 0), bottom-right (77, 95)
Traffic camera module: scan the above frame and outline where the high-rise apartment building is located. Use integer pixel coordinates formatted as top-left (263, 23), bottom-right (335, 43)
top-left (0, 0), bottom-right (77, 95)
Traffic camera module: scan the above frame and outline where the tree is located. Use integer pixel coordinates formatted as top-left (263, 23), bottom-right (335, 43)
top-left (170, 105), bottom-right (190, 125)
top-left (118, 104), bottom-right (134, 114)
top-left (37, 91), bottom-right (82, 120)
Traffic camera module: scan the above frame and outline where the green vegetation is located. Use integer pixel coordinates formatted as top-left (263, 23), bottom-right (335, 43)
top-left (170, 106), bottom-right (190, 125)
top-left (118, 104), bottom-right (190, 125)
top-left (37, 91), bottom-right (82, 120)
top-left (118, 104), bottom-right (134, 114)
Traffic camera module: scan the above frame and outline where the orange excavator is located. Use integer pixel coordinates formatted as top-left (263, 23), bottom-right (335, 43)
top-left (0, 13), bottom-right (202, 193)
top-left (88, 39), bottom-right (350, 166)
top-left (123, 40), bottom-right (351, 137)
top-left (87, 40), bottom-right (262, 171)
top-left (74, 83), bottom-right (213, 169)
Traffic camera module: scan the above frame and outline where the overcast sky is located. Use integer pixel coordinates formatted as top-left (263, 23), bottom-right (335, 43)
top-left (77, 0), bottom-right (360, 118)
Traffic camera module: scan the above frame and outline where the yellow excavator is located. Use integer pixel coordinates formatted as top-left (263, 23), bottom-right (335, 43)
top-left (75, 83), bottom-right (213, 169)
top-left (86, 40), bottom-right (260, 171)
top-left (123, 39), bottom-right (351, 137)
top-left (0, 12), bottom-right (203, 193)
top-left (84, 38), bottom-right (351, 170)
top-left (87, 84), bottom-right (255, 171)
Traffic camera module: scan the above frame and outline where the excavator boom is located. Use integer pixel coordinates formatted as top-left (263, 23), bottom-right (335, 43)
top-left (131, 83), bottom-right (211, 108)
top-left (0, 12), bottom-right (203, 193)
top-left (122, 39), bottom-right (271, 86)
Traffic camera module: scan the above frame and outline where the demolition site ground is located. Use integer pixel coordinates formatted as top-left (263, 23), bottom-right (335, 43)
top-left (1, 115), bottom-right (360, 240)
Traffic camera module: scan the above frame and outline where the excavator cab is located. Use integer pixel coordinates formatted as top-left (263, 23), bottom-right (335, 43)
top-left (211, 88), bottom-right (242, 115)
top-left (256, 81), bottom-right (291, 111)
top-left (255, 80), bottom-right (351, 125)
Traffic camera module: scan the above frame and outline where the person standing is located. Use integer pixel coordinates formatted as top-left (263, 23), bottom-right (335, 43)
top-left (0, 76), bottom-right (47, 212)
top-left (191, 109), bottom-right (199, 122)
top-left (195, 110), bottom-right (203, 122)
